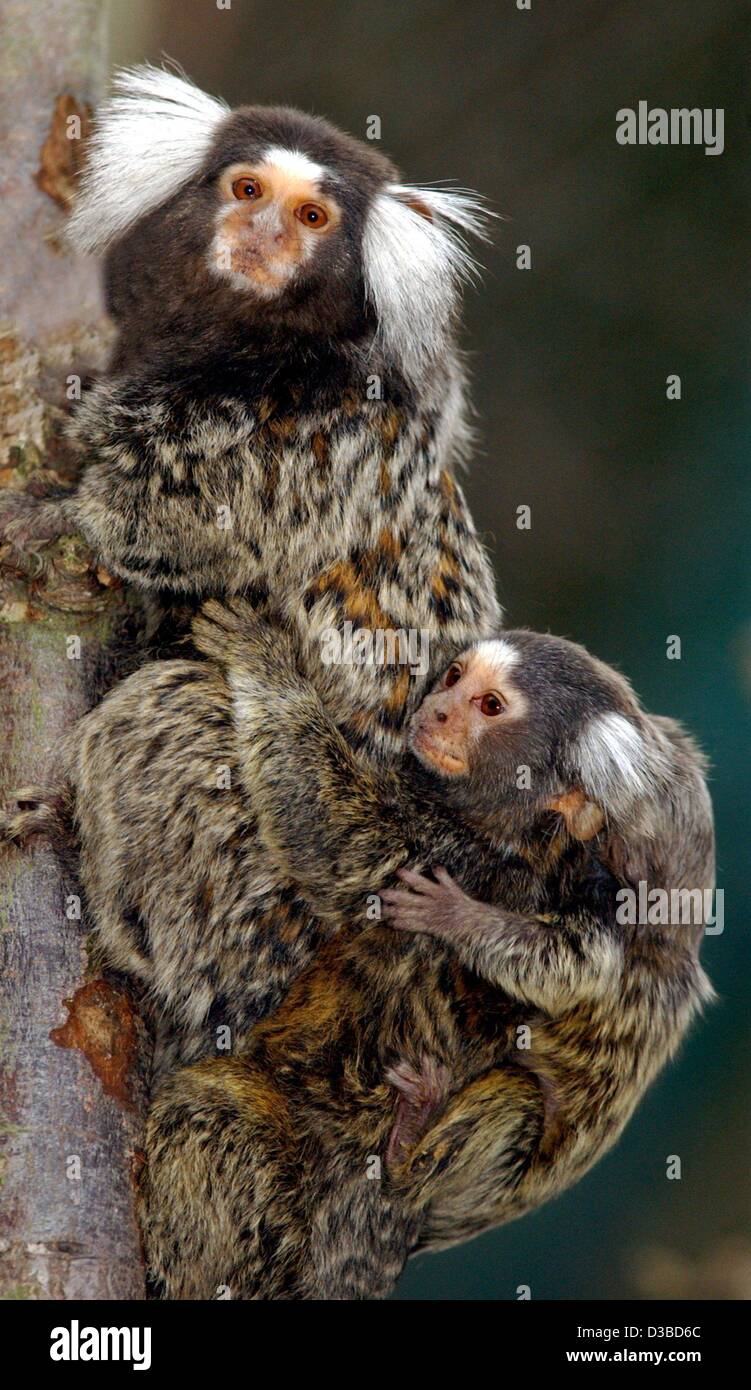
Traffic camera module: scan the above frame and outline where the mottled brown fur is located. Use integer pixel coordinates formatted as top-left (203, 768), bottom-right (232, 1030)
top-left (0, 102), bottom-right (501, 1070)
top-left (137, 606), bottom-right (714, 1299)
top-left (0, 76), bottom-right (714, 1300)
top-left (3, 604), bottom-right (714, 1298)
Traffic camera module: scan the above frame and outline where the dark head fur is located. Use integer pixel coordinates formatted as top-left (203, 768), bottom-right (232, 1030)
top-left (68, 65), bottom-right (490, 380)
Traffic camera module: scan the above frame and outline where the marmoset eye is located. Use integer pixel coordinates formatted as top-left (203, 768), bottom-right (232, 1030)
top-left (295, 202), bottom-right (329, 228)
top-left (232, 176), bottom-right (263, 200)
top-left (479, 692), bottom-right (504, 716)
top-left (444, 664), bottom-right (462, 688)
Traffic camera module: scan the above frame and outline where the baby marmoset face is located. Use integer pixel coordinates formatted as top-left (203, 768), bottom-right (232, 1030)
top-left (408, 632), bottom-right (677, 844)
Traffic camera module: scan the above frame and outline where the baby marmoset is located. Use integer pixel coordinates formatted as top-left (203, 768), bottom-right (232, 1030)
top-left (139, 602), bottom-right (714, 1299)
top-left (4, 66), bottom-right (502, 1058)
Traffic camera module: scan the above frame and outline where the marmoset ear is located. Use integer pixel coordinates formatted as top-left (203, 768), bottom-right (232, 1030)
top-left (67, 64), bottom-right (229, 255)
top-left (546, 789), bottom-right (605, 841)
top-left (397, 191), bottom-right (435, 222)
top-left (573, 710), bottom-right (664, 838)
top-left (389, 184), bottom-right (491, 234)
top-left (361, 183), bottom-right (492, 381)
top-left (575, 709), bottom-right (682, 840)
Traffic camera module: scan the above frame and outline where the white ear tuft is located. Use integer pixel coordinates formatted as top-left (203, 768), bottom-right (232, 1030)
top-left (362, 184), bottom-right (492, 381)
top-left (390, 184), bottom-right (494, 250)
top-left (576, 712), bottom-right (651, 812)
top-left (67, 64), bottom-right (229, 255)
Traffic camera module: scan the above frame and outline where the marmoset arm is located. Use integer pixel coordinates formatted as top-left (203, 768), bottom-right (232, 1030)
top-left (381, 867), bottom-right (624, 1014)
top-left (192, 599), bottom-right (421, 922)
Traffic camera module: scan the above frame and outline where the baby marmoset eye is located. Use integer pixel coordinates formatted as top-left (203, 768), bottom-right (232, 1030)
top-left (440, 660), bottom-right (504, 712)
top-left (478, 692), bottom-right (504, 716)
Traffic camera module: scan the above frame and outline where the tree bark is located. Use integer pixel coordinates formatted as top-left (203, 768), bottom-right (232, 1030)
top-left (0, 0), bottom-right (151, 1300)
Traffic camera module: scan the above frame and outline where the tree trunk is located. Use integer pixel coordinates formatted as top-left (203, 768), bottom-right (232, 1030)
top-left (0, 0), bottom-right (151, 1300)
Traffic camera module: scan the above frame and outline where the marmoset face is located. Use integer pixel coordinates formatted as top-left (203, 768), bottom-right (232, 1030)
top-left (68, 67), bottom-right (490, 374)
top-left (210, 151), bottom-right (343, 299)
top-left (408, 640), bottom-right (528, 779)
top-left (408, 632), bottom-right (657, 843)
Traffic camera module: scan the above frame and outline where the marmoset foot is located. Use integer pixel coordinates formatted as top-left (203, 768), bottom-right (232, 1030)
top-left (385, 1052), bottom-right (452, 1169)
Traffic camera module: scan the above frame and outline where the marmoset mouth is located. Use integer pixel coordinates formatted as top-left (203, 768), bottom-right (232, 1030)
top-left (231, 246), bottom-right (289, 285)
top-left (408, 726), bottom-right (468, 776)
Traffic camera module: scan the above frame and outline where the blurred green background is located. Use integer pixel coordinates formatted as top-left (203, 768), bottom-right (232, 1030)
top-left (110, 0), bottom-right (750, 1299)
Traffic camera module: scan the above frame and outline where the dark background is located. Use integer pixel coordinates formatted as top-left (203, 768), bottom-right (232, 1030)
top-left (111, 0), bottom-right (750, 1299)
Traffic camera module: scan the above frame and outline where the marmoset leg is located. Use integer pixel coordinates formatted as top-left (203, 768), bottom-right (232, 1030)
top-left (302, 1157), bottom-right (423, 1300)
top-left (142, 1058), bottom-right (309, 1300)
top-left (400, 1064), bottom-right (546, 1250)
top-left (144, 1056), bottom-right (426, 1301)
top-left (385, 1054), bottom-right (453, 1168)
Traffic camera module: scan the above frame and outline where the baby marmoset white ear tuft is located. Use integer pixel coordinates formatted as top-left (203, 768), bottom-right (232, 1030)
top-left (362, 184), bottom-right (492, 383)
top-left (574, 710), bottom-right (676, 835)
top-left (67, 64), bottom-right (229, 255)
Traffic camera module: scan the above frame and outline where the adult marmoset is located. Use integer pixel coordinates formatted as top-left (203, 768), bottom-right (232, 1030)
top-left (3, 63), bottom-right (499, 746)
top-left (138, 603), bottom-right (714, 1299)
top-left (2, 67), bottom-right (502, 1057)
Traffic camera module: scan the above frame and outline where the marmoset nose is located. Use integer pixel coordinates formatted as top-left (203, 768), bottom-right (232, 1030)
top-left (435, 710), bottom-right (448, 723)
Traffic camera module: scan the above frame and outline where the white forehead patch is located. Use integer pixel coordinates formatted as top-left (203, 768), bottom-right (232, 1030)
top-left (260, 146), bottom-right (327, 184)
top-left (362, 184), bottom-right (491, 383)
top-left (577, 712), bottom-right (649, 806)
top-left (68, 64), bottom-right (229, 255)
top-left (470, 639), bottom-right (520, 677)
